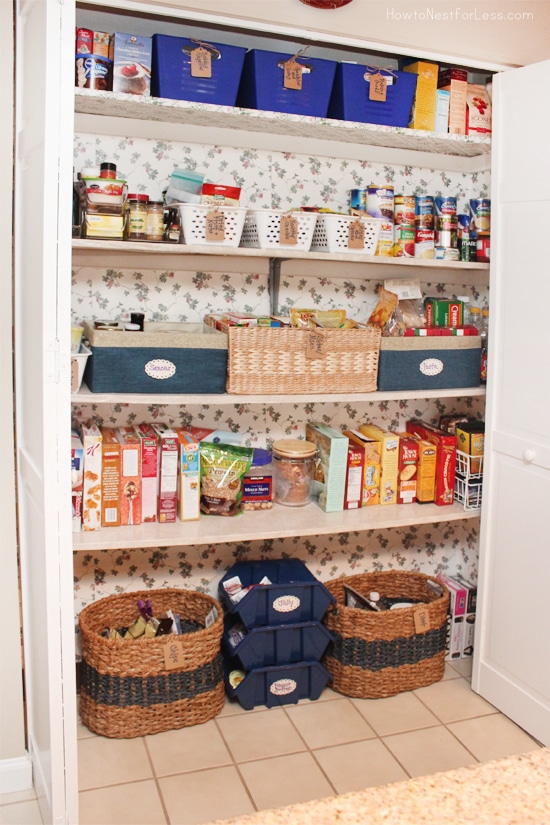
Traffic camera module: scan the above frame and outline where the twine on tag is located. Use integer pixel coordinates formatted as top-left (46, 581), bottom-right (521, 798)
top-left (190, 38), bottom-right (221, 59)
top-left (364, 64), bottom-right (398, 78)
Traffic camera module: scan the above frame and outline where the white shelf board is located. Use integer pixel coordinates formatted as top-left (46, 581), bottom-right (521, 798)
top-left (72, 384), bottom-right (486, 406)
top-left (72, 500), bottom-right (480, 551)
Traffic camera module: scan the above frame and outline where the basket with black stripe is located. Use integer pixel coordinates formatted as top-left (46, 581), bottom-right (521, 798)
top-left (79, 588), bottom-right (224, 738)
top-left (322, 571), bottom-right (450, 699)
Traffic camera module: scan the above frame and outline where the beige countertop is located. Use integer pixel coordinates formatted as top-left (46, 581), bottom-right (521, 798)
top-left (208, 747), bottom-right (550, 825)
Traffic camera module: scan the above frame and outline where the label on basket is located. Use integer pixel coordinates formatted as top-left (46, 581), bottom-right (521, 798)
top-left (279, 213), bottom-right (298, 245)
top-left (283, 57), bottom-right (303, 90)
top-left (414, 605), bottom-right (431, 634)
top-left (305, 330), bottom-right (325, 361)
top-left (190, 46), bottom-right (212, 78)
top-left (368, 72), bottom-right (387, 102)
top-left (273, 594), bottom-right (300, 613)
top-left (205, 209), bottom-right (226, 241)
top-left (144, 359), bottom-right (176, 380)
top-left (270, 678), bottom-right (297, 696)
top-left (348, 219), bottom-right (365, 249)
top-left (163, 640), bottom-right (185, 670)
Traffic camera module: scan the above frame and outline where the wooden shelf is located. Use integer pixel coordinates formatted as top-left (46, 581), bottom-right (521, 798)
top-left (72, 499), bottom-right (480, 551)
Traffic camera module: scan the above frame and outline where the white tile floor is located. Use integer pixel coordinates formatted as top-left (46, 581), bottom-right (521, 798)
top-left (0, 659), bottom-right (541, 825)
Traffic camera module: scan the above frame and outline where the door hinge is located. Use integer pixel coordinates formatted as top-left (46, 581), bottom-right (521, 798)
top-left (45, 339), bottom-right (61, 383)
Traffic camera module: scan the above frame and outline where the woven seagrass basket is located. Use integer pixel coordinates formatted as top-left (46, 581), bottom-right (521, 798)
top-left (79, 588), bottom-right (224, 738)
top-left (322, 571), bottom-right (450, 699)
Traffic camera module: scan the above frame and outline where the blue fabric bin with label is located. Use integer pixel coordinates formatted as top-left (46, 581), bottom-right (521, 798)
top-left (225, 660), bottom-right (331, 710)
top-left (151, 34), bottom-right (247, 105)
top-left (237, 49), bottom-right (337, 117)
top-left (224, 618), bottom-right (333, 669)
top-left (219, 559), bottom-right (335, 629)
top-left (377, 336), bottom-right (481, 391)
top-left (328, 64), bottom-right (418, 127)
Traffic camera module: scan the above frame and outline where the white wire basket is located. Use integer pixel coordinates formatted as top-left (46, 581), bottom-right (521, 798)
top-left (310, 214), bottom-right (382, 255)
top-left (240, 209), bottom-right (318, 251)
top-left (177, 203), bottom-right (248, 248)
top-left (454, 449), bottom-right (483, 510)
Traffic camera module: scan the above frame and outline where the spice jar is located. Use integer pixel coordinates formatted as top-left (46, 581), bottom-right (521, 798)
top-left (272, 439), bottom-right (318, 507)
top-left (146, 201), bottom-right (165, 242)
top-left (126, 194), bottom-right (149, 240)
top-left (100, 162), bottom-right (117, 179)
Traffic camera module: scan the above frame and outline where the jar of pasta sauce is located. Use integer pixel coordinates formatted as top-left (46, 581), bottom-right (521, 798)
top-left (272, 439), bottom-right (318, 507)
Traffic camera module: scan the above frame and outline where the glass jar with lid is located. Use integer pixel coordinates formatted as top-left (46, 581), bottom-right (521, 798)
top-left (125, 194), bottom-right (149, 240)
top-left (146, 201), bottom-right (165, 242)
top-left (272, 438), bottom-right (318, 507)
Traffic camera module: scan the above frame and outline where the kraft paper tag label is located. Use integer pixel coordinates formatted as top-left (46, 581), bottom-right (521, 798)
top-left (191, 46), bottom-right (212, 78)
top-left (205, 209), bottom-right (226, 241)
top-left (348, 219), bottom-right (365, 249)
top-left (279, 213), bottom-right (298, 245)
top-left (163, 640), bottom-right (184, 670)
top-left (284, 57), bottom-right (303, 90)
top-left (414, 605), bottom-right (431, 634)
top-left (368, 72), bottom-right (387, 102)
top-left (305, 330), bottom-right (325, 360)
top-left (71, 359), bottom-right (79, 392)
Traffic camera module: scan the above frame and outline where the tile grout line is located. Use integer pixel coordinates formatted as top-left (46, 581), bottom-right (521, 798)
top-left (139, 736), bottom-right (171, 825)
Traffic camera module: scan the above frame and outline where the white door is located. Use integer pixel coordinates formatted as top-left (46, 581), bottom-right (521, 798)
top-left (14, 0), bottom-right (78, 822)
top-left (472, 58), bottom-right (550, 746)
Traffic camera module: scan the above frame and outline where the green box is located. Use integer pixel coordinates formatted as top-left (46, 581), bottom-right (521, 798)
top-left (305, 423), bottom-right (349, 512)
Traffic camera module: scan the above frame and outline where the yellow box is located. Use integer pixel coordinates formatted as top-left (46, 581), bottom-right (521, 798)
top-left (403, 61), bottom-right (439, 131)
top-left (403, 434), bottom-right (437, 503)
top-left (359, 424), bottom-right (399, 505)
top-left (343, 429), bottom-right (381, 506)
top-left (456, 423), bottom-right (484, 474)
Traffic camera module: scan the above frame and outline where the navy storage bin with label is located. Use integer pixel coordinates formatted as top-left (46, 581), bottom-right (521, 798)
top-left (82, 322), bottom-right (228, 394)
top-left (151, 35), bottom-right (246, 105)
top-left (328, 65), bottom-right (417, 127)
top-left (237, 49), bottom-right (337, 117)
top-left (224, 619), bottom-right (333, 670)
top-left (377, 336), bottom-right (481, 391)
top-left (225, 660), bottom-right (331, 711)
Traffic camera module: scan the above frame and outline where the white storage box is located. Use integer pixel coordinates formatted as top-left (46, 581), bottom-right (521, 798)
top-left (240, 209), bottom-right (317, 251)
top-left (310, 214), bottom-right (381, 255)
top-left (177, 203), bottom-right (247, 247)
top-left (71, 344), bottom-right (92, 392)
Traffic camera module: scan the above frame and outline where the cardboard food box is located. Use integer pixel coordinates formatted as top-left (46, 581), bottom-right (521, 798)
top-left (71, 429), bottom-right (84, 533)
top-left (406, 420), bottom-right (457, 506)
top-left (434, 89), bottom-right (450, 133)
top-left (466, 83), bottom-right (492, 135)
top-left (110, 32), bottom-right (153, 96)
top-left (406, 435), bottom-right (437, 504)
top-left (438, 67), bottom-right (468, 135)
top-left (149, 422), bottom-right (178, 523)
top-left (395, 433), bottom-right (419, 504)
top-left (454, 576), bottom-right (477, 656)
top-left (100, 428), bottom-right (121, 527)
top-left (424, 298), bottom-right (464, 327)
top-left (79, 422), bottom-right (102, 531)
top-left (342, 429), bottom-right (381, 506)
top-left (359, 424), bottom-right (399, 506)
top-left (134, 423), bottom-right (159, 523)
top-left (115, 427), bottom-right (142, 526)
top-left (343, 442), bottom-right (365, 510)
top-left (174, 428), bottom-right (201, 522)
top-left (305, 423), bottom-right (349, 512)
top-left (403, 61), bottom-right (439, 131)
top-left (456, 421), bottom-right (485, 475)
top-left (439, 575), bottom-right (468, 659)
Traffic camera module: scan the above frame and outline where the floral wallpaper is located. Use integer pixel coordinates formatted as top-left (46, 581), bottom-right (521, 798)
top-left (72, 129), bottom-right (489, 636)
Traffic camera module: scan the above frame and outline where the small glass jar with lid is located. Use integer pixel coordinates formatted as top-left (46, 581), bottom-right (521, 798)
top-left (125, 194), bottom-right (149, 240)
top-left (146, 201), bottom-right (165, 242)
top-left (272, 438), bottom-right (318, 507)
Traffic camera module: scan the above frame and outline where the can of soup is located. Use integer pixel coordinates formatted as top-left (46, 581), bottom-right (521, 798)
top-left (393, 225), bottom-right (416, 257)
top-left (435, 196), bottom-right (457, 217)
top-left (350, 189), bottom-right (367, 212)
top-left (415, 196), bottom-right (435, 230)
top-left (394, 195), bottom-right (416, 227)
top-left (469, 198), bottom-right (491, 233)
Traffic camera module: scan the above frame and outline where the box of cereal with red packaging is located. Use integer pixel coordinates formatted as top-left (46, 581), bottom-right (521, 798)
top-left (115, 427), bottom-right (142, 526)
top-left (134, 423), bottom-right (159, 523)
top-left (150, 422), bottom-right (179, 523)
top-left (395, 433), bottom-right (418, 504)
top-left (406, 420), bottom-right (456, 506)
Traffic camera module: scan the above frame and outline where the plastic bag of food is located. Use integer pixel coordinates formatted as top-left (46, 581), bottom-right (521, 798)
top-left (367, 287), bottom-right (398, 329)
top-left (199, 443), bottom-right (253, 516)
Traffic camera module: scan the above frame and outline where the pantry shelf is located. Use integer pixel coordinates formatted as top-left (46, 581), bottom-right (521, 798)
top-left (72, 499), bottom-right (480, 551)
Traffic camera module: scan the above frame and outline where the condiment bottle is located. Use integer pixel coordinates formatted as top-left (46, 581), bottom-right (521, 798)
top-left (272, 439), bottom-right (317, 507)
top-left (126, 194), bottom-right (149, 240)
top-left (467, 305), bottom-right (481, 332)
top-left (163, 207), bottom-right (182, 243)
top-left (146, 201), bottom-right (165, 242)
top-left (100, 162), bottom-right (117, 180)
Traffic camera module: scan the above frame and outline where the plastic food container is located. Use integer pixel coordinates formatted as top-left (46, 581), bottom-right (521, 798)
top-left (272, 439), bottom-right (318, 507)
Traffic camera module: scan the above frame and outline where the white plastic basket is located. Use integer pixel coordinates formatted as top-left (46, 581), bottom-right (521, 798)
top-left (310, 214), bottom-right (381, 255)
top-left (71, 344), bottom-right (92, 392)
top-left (454, 449), bottom-right (483, 510)
top-left (178, 203), bottom-right (247, 248)
top-left (240, 209), bottom-right (318, 251)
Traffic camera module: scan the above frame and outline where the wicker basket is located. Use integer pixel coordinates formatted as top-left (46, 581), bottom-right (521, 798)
top-left (322, 571), bottom-right (450, 699)
top-left (79, 588), bottom-right (224, 738)
top-left (226, 325), bottom-right (381, 394)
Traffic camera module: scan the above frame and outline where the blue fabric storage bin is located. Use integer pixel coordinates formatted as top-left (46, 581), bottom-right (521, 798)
top-left (237, 49), bottom-right (337, 117)
top-left (377, 337), bottom-right (481, 391)
top-left (151, 34), bottom-right (246, 105)
top-left (328, 65), bottom-right (418, 127)
top-left (219, 559), bottom-right (335, 629)
top-left (225, 660), bottom-right (331, 710)
top-left (82, 322), bottom-right (228, 394)
top-left (223, 619), bottom-right (333, 669)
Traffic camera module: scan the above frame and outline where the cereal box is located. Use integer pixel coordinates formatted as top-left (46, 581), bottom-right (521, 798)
top-left (455, 421), bottom-right (485, 475)
top-left (71, 429), bottom-right (84, 533)
top-left (305, 423), bottom-right (349, 512)
top-left (115, 428), bottom-right (142, 526)
top-left (395, 433), bottom-right (418, 504)
top-left (343, 429), bottom-right (381, 506)
top-left (406, 420), bottom-right (457, 506)
top-left (100, 428), bottom-right (121, 527)
top-left (79, 422), bottom-right (102, 531)
top-left (406, 435), bottom-right (437, 504)
top-left (174, 428), bottom-right (201, 522)
top-left (149, 422), bottom-right (178, 523)
top-left (403, 61), bottom-right (439, 131)
top-left (134, 423), bottom-right (159, 523)
top-left (439, 575), bottom-right (468, 659)
top-left (343, 442), bottom-right (365, 510)
top-left (359, 424), bottom-right (399, 505)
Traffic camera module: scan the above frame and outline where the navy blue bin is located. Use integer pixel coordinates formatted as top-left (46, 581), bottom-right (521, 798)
top-left (225, 660), bottom-right (331, 710)
top-left (237, 49), bottom-right (337, 117)
top-left (328, 65), bottom-right (417, 127)
top-left (219, 559), bottom-right (335, 629)
top-left (151, 35), bottom-right (246, 105)
top-left (224, 619), bottom-right (333, 670)
top-left (377, 337), bottom-right (482, 391)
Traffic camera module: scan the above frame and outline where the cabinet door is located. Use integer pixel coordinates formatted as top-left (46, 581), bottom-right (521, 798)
top-left (14, 0), bottom-right (78, 822)
top-left (472, 58), bottom-right (550, 746)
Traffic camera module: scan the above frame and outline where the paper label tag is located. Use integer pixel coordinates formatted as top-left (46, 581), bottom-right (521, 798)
top-left (368, 72), bottom-right (387, 102)
top-left (163, 640), bottom-right (184, 670)
top-left (305, 330), bottom-right (325, 360)
top-left (348, 219), bottom-right (365, 249)
top-left (279, 214), bottom-right (298, 245)
top-left (284, 57), bottom-right (303, 90)
top-left (190, 46), bottom-right (212, 78)
top-left (414, 605), bottom-right (431, 634)
top-left (205, 209), bottom-right (226, 241)
top-left (205, 606), bottom-right (219, 628)
top-left (384, 278), bottom-right (423, 300)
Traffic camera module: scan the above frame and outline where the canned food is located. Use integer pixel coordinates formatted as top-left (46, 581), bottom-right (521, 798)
top-left (469, 198), bottom-right (491, 233)
top-left (435, 215), bottom-right (458, 232)
top-left (376, 221), bottom-right (395, 257)
top-left (476, 232), bottom-right (491, 262)
top-left (415, 196), bottom-right (434, 229)
top-left (393, 225), bottom-right (415, 257)
top-left (457, 213), bottom-right (470, 239)
top-left (435, 247), bottom-right (460, 261)
top-left (414, 228), bottom-right (435, 259)
top-left (394, 195), bottom-right (416, 227)
top-left (367, 185), bottom-right (395, 222)
top-left (349, 189), bottom-right (367, 212)
top-left (434, 196), bottom-right (457, 216)
top-left (435, 227), bottom-right (458, 249)
top-left (75, 54), bottom-right (112, 91)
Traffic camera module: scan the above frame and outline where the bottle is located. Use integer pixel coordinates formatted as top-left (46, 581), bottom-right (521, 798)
top-left (479, 307), bottom-right (489, 384)
top-left (163, 207), bottom-right (182, 243)
top-left (146, 201), bottom-right (165, 242)
top-left (467, 305), bottom-right (481, 332)
top-left (126, 194), bottom-right (149, 240)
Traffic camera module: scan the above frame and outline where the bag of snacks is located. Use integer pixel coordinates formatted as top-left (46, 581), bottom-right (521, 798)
top-left (199, 443), bottom-right (253, 516)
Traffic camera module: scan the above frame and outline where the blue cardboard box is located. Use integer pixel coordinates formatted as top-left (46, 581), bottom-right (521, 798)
top-left (328, 65), bottom-right (418, 127)
top-left (377, 336), bottom-right (481, 391)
